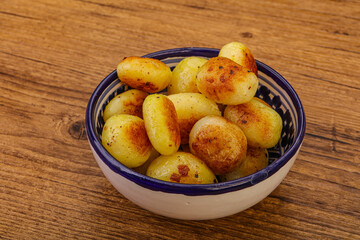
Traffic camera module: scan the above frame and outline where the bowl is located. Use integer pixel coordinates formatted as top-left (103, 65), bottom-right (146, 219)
top-left (85, 47), bottom-right (306, 220)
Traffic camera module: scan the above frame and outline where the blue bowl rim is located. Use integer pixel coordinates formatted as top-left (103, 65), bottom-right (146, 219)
top-left (85, 47), bottom-right (306, 196)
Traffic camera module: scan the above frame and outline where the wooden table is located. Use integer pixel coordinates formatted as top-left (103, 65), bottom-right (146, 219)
top-left (1, 0), bottom-right (359, 239)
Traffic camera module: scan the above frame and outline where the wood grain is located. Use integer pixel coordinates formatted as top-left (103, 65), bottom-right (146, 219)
top-left (1, 0), bottom-right (359, 239)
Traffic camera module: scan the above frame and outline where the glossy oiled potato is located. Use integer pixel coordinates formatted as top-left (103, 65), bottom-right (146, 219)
top-left (168, 93), bottom-right (221, 144)
top-left (102, 114), bottom-right (152, 168)
top-left (224, 97), bottom-right (283, 148)
top-left (196, 57), bottom-right (258, 105)
top-left (146, 152), bottom-right (217, 184)
top-left (189, 115), bottom-right (247, 175)
top-left (117, 56), bottom-right (172, 93)
top-left (143, 94), bottom-right (181, 155)
top-left (103, 89), bottom-right (148, 122)
top-left (168, 57), bottom-right (207, 94)
top-left (219, 147), bottom-right (269, 182)
top-left (218, 42), bottom-right (258, 76)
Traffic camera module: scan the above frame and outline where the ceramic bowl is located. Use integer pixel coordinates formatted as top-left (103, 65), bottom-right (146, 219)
top-left (85, 47), bottom-right (306, 220)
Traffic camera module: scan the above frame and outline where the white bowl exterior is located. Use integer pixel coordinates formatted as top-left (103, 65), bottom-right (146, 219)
top-left (89, 142), bottom-right (301, 220)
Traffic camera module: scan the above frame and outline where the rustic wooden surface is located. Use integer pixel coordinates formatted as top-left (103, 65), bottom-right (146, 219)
top-left (1, 0), bottom-right (359, 239)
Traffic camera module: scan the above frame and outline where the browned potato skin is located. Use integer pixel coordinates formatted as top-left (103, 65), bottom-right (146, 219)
top-left (196, 57), bottom-right (258, 105)
top-left (101, 114), bottom-right (152, 168)
top-left (143, 94), bottom-right (181, 155)
top-left (219, 147), bottom-right (269, 182)
top-left (103, 89), bottom-right (148, 122)
top-left (117, 56), bottom-right (172, 93)
top-left (224, 97), bottom-right (283, 148)
top-left (189, 115), bottom-right (247, 175)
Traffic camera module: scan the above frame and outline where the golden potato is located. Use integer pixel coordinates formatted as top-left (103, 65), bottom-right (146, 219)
top-left (103, 89), bottom-right (148, 122)
top-left (189, 115), bottom-right (247, 175)
top-left (219, 147), bottom-right (269, 182)
top-left (196, 57), bottom-right (258, 105)
top-left (102, 114), bottom-right (152, 168)
top-left (224, 97), bottom-right (283, 148)
top-left (117, 56), bottom-right (172, 93)
top-left (143, 94), bottom-right (181, 155)
top-left (168, 57), bottom-right (207, 94)
top-left (132, 148), bottom-right (160, 175)
top-left (218, 41), bottom-right (258, 76)
top-left (168, 93), bottom-right (221, 144)
top-left (146, 152), bottom-right (217, 184)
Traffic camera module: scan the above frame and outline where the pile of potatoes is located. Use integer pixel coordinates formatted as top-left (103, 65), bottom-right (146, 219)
top-left (101, 42), bottom-right (283, 184)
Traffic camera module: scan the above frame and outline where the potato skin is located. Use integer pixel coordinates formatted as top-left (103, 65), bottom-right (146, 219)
top-left (168, 93), bottom-right (221, 144)
top-left (189, 115), bottom-right (247, 175)
top-left (103, 89), bottom-right (148, 122)
top-left (143, 94), bottom-right (181, 155)
top-left (117, 56), bottom-right (172, 93)
top-left (168, 57), bottom-right (207, 94)
top-left (146, 152), bottom-right (217, 184)
top-left (102, 114), bottom-right (152, 168)
top-left (224, 97), bottom-right (283, 148)
top-left (218, 42), bottom-right (258, 76)
top-left (196, 57), bottom-right (258, 105)
top-left (219, 147), bottom-right (269, 182)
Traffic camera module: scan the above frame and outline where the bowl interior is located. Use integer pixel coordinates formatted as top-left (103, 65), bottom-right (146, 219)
top-left (86, 48), bottom-right (305, 195)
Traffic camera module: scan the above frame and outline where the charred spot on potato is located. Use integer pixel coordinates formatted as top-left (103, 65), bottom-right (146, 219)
top-left (178, 164), bottom-right (190, 177)
top-left (207, 77), bottom-right (215, 83)
top-left (220, 74), bottom-right (226, 83)
top-left (170, 173), bottom-right (181, 182)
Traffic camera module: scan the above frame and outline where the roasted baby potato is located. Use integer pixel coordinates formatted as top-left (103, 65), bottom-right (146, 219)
top-left (189, 115), bottom-right (247, 175)
top-left (168, 93), bottom-right (221, 144)
top-left (218, 41), bottom-right (258, 76)
top-left (168, 57), bottom-right (208, 94)
top-left (196, 57), bottom-right (258, 105)
top-left (146, 152), bottom-right (217, 184)
top-left (103, 89), bottom-right (148, 122)
top-left (224, 97), bottom-right (283, 148)
top-left (143, 94), bottom-right (181, 155)
top-left (219, 147), bottom-right (269, 182)
top-left (117, 56), bottom-right (172, 93)
top-left (102, 114), bottom-right (152, 168)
